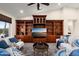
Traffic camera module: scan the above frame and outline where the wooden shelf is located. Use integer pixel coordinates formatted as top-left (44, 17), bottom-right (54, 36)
top-left (16, 20), bottom-right (33, 36)
top-left (46, 20), bottom-right (63, 38)
top-left (33, 15), bottom-right (46, 24)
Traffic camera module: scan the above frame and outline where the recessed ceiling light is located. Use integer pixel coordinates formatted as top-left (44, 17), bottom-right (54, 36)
top-left (20, 10), bottom-right (24, 14)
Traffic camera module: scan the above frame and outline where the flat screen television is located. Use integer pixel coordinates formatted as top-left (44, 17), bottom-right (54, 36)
top-left (32, 28), bottom-right (47, 38)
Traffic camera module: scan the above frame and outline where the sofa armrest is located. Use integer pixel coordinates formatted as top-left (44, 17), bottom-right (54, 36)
top-left (15, 41), bottom-right (24, 49)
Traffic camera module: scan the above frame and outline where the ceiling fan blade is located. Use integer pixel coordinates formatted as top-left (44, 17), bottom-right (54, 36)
top-left (41, 3), bottom-right (49, 6)
top-left (37, 3), bottom-right (40, 10)
top-left (27, 3), bottom-right (35, 6)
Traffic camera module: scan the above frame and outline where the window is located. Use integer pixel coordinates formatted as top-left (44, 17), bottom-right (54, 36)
top-left (0, 21), bottom-right (10, 38)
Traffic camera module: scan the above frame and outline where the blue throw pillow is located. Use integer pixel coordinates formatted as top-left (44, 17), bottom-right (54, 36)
top-left (56, 40), bottom-right (64, 49)
top-left (0, 40), bottom-right (9, 49)
top-left (9, 37), bottom-right (18, 43)
top-left (69, 49), bottom-right (79, 56)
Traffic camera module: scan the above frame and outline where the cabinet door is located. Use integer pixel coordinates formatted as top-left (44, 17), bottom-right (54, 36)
top-left (24, 35), bottom-right (32, 42)
top-left (33, 38), bottom-right (47, 43)
top-left (54, 21), bottom-right (63, 38)
top-left (47, 35), bottom-right (56, 43)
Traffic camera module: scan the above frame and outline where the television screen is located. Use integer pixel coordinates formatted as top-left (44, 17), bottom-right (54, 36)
top-left (32, 28), bottom-right (47, 38)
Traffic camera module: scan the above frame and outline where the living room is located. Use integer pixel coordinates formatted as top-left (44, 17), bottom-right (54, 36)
top-left (1, 3), bottom-right (79, 56)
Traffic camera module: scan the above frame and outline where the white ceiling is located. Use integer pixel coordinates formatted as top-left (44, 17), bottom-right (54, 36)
top-left (0, 3), bottom-right (79, 19)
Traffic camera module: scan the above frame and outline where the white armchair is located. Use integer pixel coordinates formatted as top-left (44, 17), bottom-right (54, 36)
top-left (4, 37), bottom-right (24, 49)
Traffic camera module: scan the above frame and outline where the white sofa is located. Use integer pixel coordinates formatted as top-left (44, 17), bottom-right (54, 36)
top-left (1, 36), bottom-right (24, 49)
top-left (0, 36), bottom-right (24, 56)
top-left (56, 35), bottom-right (79, 56)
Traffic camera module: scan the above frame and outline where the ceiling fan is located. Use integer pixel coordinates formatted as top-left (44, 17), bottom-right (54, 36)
top-left (27, 3), bottom-right (49, 10)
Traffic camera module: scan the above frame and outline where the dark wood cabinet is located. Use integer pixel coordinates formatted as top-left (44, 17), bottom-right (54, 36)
top-left (32, 38), bottom-right (47, 43)
top-left (54, 20), bottom-right (63, 38)
top-left (16, 20), bottom-right (33, 36)
top-left (46, 20), bottom-right (54, 35)
top-left (47, 35), bottom-right (56, 43)
top-left (16, 20), bottom-right (33, 43)
top-left (16, 15), bottom-right (63, 43)
top-left (46, 20), bottom-right (63, 38)
top-left (15, 35), bottom-right (32, 42)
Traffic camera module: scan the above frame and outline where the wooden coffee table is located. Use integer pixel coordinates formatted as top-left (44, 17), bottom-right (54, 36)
top-left (33, 43), bottom-right (49, 56)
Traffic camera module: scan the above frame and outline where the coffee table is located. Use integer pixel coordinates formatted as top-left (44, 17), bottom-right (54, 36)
top-left (33, 43), bottom-right (49, 56)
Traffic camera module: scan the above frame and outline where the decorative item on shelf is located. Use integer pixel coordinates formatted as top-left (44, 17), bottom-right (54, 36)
top-left (68, 26), bottom-right (71, 35)
top-left (20, 25), bottom-right (25, 35)
top-left (68, 32), bottom-right (71, 35)
top-left (56, 32), bottom-right (61, 35)
top-left (68, 20), bottom-right (73, 35)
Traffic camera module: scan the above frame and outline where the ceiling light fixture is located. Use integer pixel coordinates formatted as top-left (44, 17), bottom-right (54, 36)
top-left (20, 10), bottom-right (24, 14)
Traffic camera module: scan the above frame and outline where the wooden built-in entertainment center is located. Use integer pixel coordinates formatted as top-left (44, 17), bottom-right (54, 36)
top-left (16, 15), bottom-right (63, 43)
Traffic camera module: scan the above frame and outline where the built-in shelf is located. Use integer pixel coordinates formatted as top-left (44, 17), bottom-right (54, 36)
top-left (33, 15), bottom-right (46, 24)
top-left (16, 15), bottom-right (63, 43)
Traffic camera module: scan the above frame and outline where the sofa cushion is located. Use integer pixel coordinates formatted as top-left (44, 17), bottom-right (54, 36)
top-left (73, 39), bottom-right (79, 47)
top-left (69, 49), bottom-right (79, 56)
top-left (0, 40), bottom-right (9, 49)
top-left (0, 48), bottom-right (11, 56)
top-left (9, 37), bottom-right (18, 43)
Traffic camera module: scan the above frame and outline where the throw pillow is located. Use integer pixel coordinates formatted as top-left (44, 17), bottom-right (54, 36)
top-left (9, 37), bottom-right (18, 43)
top-left (0, 40), bottom-right (9, 49)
